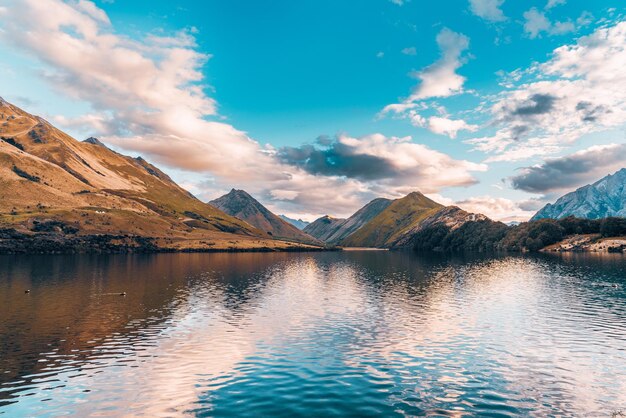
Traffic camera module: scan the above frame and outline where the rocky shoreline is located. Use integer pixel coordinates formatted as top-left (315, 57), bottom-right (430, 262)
top-left (542, 234), bottom-right (626, 253)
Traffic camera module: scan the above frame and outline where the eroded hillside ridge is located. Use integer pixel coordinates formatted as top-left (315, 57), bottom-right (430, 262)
top-left (209, 189), bottom-right (321, 245)
top-left (0, 98), bottom-right (321, 252)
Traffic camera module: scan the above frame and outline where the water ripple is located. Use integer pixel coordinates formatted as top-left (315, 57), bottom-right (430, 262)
top-left (0, 252), bottom-right (624, 416)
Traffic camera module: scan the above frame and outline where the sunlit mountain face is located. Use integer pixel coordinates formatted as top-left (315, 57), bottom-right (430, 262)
top-left (0, 0), bottom-right (624, 223)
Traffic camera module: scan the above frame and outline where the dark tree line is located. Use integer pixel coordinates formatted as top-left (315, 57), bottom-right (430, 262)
top-left (412, 216), bottom-right (626, 253)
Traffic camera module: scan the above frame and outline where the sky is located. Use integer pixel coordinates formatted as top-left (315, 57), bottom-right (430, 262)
top-left (0, 0), bottom-right (625, 222)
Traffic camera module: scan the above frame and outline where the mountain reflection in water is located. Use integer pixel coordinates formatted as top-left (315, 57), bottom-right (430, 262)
top-left (0, 252), bottom-right (624, 417)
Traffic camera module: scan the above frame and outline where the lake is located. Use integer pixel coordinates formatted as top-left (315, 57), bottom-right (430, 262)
top-left (0, 251), bottom-right (625, 417)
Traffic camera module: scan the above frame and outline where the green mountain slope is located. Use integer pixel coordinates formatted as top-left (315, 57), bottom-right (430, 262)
top-left (339, 192), bottom-right (443, 248)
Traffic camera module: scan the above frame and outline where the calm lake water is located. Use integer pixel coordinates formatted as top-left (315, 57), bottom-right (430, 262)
top-left (0, 251), bottom-right (624, 417)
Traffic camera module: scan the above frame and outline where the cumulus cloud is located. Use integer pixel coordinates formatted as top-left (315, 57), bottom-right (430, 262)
top-left (509, 143), bottom-right (626, 194)
top-left (523, 8), bottom-right (552, 38)
top-left (409, 29), bottom-right (470, 101)
top-left (469, 0), bottom-right (506, 23)
top-left (523, 7), bottom-right (591, 39)
top-left (0, 0), bottom-right (263, 180)
top-left (382, 28), bottom-right (469, 111)
top-left (467, 21), bottom-right (626, 161)
top-left (420, 116), bottom-right (479, 139)
top-left (381, 29), bottom-right (475, 137)
top-left (277, 134), bottom-right (487, 190)
top-left (401, 47), bottom-right (417, 56)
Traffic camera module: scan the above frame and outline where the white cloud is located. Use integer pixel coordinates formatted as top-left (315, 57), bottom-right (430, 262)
top-left (389, 0), bottom-right (408, 5)
top-left (469, 0), bottom-right (506, 23)
top-left (408, 29), bottom-right (469, 101)
top-left (467, 20), bottom-right (626, 161)
top-left (382, 28), bottom-right (469, 115)
top-left (427, 193), bottom-right (538, 222)
top-left (74, 0), bottom-right (110, 24)
top-left (545, 0), bottom-right (566, 10)
top-left (420, 116), bottom-right (479, 139)
top-left (277, 133), bottom-right (487, 193)
top-left (523, 8), bottom-right (552, 39)
top-left (380, 29), bottom-right (473, 137)
top-left (523, 8), bottom-right (591, 39)
top-left (401, 47), bottom-right (417, 56)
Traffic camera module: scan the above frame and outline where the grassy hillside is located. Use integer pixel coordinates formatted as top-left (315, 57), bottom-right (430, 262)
top-left (0, 97), bottom-right (318, 251)
top-left (340, 192), bottom-right (443, 248)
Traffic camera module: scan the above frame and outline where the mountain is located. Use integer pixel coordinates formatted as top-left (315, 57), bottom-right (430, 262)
top-left (389, 206), bottom-right (494, 249)
top-left (340, 192), bottom-right (444, 248)
top-left (209, 189), bottom-right (321, 245)
top-left (279, 215), bottom-right (310, 230)
top-left (0, 97), bottom-right (315, 252)
top-left (532, 169), bottom-right (626, 220)
top-left (305, 198), bottom-right (393, 245)
top-left (303, 215), bottom-right (346, 242)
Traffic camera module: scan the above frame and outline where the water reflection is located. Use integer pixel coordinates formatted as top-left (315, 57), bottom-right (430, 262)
top-left (0, 252), bottom-right (624, 416)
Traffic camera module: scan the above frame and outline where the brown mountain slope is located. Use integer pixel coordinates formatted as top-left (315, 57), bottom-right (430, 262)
top-left (303, 215), bottom-right (346, 242)
top-left (209, 189), bottom-right (322, 245)
top-left (303, 198), bottom-right (393, 245)
top-left (339, 192), bottom-right (444, 248)
top-left (0, 97), bottom-right (317, 252)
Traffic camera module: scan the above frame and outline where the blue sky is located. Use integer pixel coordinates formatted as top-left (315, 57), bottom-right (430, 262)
top-left (0, 0), bottom-right (625, 221)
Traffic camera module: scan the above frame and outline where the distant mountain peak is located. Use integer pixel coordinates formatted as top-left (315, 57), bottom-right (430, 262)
top-left (339, 192), bottom-right (442, 248)
top-left (83, 137), bottom-right (106, 147)
top-left (279, 215), bottom-right (310, 230)
top-left (210, 189), bottom-right (321, 245)
top-left (305, 197), bottom-right (393, 244)
top-left (406, 191), bottom-right (425, 197)
top-left (532, 168), bottom-right (626, 220)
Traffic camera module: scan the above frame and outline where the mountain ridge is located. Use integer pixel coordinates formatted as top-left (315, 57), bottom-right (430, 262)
top-left (304, 198), bottom-right (393, 245)
top-left (532, 168), bottom-right (626, 220)
top-left (0, 98), bottom-right (319, 252)
top-left (279, 215), bottom-right (310, 230)
top-left (209, 189), bottom-right (322, 245)
top-left (339, 192), bottom-right (444, 248)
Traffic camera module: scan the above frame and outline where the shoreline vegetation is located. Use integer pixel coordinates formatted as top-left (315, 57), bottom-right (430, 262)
top-left (409, 216), bottom-right (626, 255)
top-left (1, 216), bottom-right (624, 255)
top-left (0, 225), bottom-right (336, 254)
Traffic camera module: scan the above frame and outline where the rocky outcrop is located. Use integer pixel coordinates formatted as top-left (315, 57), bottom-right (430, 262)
top-left (389, 206), bottom-right (489, 248)
top-left (542, 234), bottom-right (626, 253)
